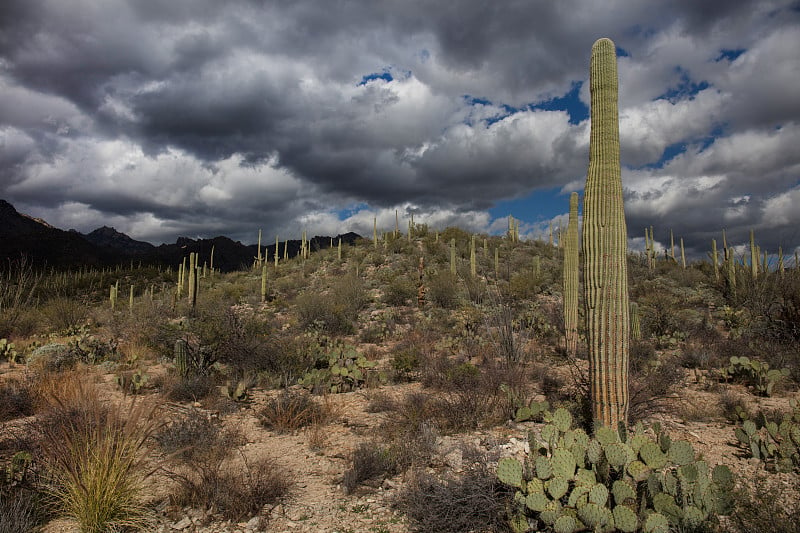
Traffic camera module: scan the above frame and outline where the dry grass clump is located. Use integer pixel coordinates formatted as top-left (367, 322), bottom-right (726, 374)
top-left (161, 371), bottom-right (217, 403)
top-left (258, 389), bottom-right (328, 433)
top-left (342, 442), bottom-right (400, 494)
top-left (36, 375), bottom-right (158, 532)
top-left (395, 451), bottom-right (512, 533)
top-left (0, 489), bottom-right (47, 533)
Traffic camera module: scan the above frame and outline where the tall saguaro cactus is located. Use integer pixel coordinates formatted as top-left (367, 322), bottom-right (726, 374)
top-left (582, 37), bottom-right (630, 430)
top-left (563, 192), bottom-right (580, 355)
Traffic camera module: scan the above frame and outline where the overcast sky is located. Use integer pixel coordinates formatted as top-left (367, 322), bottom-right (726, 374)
top-left (1, 0), bottom-right (799, 259)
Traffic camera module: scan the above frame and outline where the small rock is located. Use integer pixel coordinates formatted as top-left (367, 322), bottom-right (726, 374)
top-left (245, 516), bottom-right (262, 530)
top-left (444, 449), bottom-right (463, 472)
top-left (171, 517), bottom-right (192, 530)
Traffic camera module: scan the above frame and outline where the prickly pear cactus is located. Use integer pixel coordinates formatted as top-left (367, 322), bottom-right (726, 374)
top-left (734, 399), bottom-right (800, 473)
top-left (497, 406), bottom-right (734, 532)
top-left (723, 355), bottom-right (790, 397)
top-left (298, 341), bottom-right (380, 393)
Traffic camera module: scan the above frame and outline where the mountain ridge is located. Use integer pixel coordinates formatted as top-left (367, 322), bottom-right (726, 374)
top-left (0, 199), bottom-right (361, 272)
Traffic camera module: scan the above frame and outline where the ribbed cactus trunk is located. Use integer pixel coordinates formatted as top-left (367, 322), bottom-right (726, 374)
top-left (470, 235), bottom-right (476, 277)
top-left (712, 239), bottom-right (719, 282)
top-left (563, 192), bottom-right (580, 355)
top-left (582, 37), bottom-right (630, 430)
top-left (680, 238), bottom-right (686, 269)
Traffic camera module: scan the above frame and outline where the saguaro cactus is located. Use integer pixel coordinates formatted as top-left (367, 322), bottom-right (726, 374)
top-left (450, 238), bottom-right (457, 275)
top-left (563, 192), bottom-right (580, 355)
top-left (470, 235), bottom-right (477, 277)
top-left (582, 37), bottom-right (630, 430)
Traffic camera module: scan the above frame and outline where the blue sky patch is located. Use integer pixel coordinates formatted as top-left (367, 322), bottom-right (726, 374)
top-left (530, 82), bottom-right (589, 124)
top-left (358, 71), bottom-right (393, 86)
top-left (657, 67), bottom-right (710, 102)
top-left (337, 202), bottom-right (370, 219)
top-left (489, 187), bottom-right (569, 233)
top-left (715, 48), bottom-right (746, 62)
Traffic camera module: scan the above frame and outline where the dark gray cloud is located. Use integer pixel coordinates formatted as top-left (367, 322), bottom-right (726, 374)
top-left (0, 0), bottom-right (798, 250)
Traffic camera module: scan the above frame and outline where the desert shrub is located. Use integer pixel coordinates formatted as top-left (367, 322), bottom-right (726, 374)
top-left (504, 268), bottom-right (544, 299)
top-left (0, 377), bottom-right (35, 422)
top-left (259, 389), bottom-right (325, 433)
top-left (383, 275), bottom-right (416, 306)
top-left (25, 343), bottom-right (79, 372)
top-left (40, 296), bottom-right (88, 333)
top-left (638, 289), bottom-right (683, 342)
top-left (154, 408), bottom-right (236, 462)
top-left (204, 456), bottom-right (291, 521)
top-left (726, 473), bottom-right (800, 533)
top-left (391, 346), bottom-right (422, 382)
top-left (332, 273), bottom-right (370, 312)
top-left (396, 455), bottom-right (511, 533)
top-left (342, 442), bottom-right (398, 494)
top-left (484, 301), bottom-right (531, 363)
top-left (295, 291), bottom-right (356, 335)
top-left (37, 381), bottom-right (157, 533)
top-left (162, 373), bottom-right (217, 403)
top-left (390, 388), bottom-right (503, 435)
top-left (427, 271), bottom-right (460, 309)
top-left (628, 342), bottom-right (683, 423)
top-left (462, 275), bottom-right (487, 304)
top-left (156, 409), bottom-right (289, 520)
top-left (718, 390), bottom-right (752, 422)
top-left (365, 390), bottom-right (397, 413)
top-left (206, 308), bottom-right (279, 377)
top-left (0, 256), bottom-right (41, 338)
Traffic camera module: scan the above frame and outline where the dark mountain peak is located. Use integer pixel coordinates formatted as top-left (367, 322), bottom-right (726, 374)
top-left (0, 199), bottom-right (18, 215)
top-left (83, 226), bottom-right (155, 255)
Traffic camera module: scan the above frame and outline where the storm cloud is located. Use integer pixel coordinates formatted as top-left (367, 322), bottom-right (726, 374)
top-left (0, 0), bottom-right (798, 256)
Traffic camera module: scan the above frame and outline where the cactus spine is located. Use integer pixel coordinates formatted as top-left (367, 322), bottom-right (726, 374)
top-left (582, 37), bottom-right (630, 430)
top-left (750, 229), bottom-right (758, 278)
top-left (373, 217), bottom-right (378, 248)
top-left (450, 238), bottom-right (457, 275)
top-left (338, 237), bottom-right (342, 260)
top-left (275, 235), bottom-right (279, 267)
top-left (564, 192), bottom-right (580, 356)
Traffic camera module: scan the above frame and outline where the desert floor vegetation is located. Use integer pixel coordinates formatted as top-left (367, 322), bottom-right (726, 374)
top-left (1, 229), bottom-right (799, 532)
